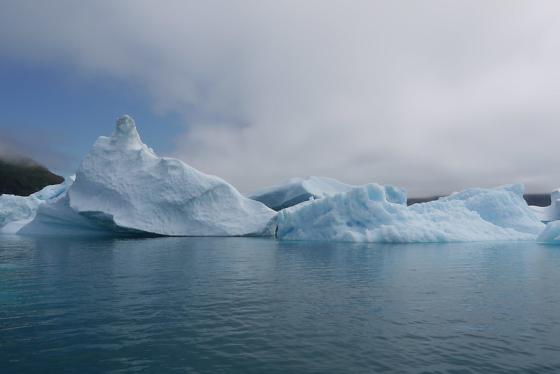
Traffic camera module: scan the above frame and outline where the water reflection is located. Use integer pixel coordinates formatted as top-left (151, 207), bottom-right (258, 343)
top-left (1, 237), bottom-right (560, 373)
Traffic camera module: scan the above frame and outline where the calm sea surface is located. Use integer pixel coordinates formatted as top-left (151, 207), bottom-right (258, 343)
top-left (1, 236), bottom-right (560, 373)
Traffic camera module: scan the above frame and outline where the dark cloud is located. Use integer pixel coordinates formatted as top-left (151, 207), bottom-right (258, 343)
top-left (1, 1), bottom-right (559, 195)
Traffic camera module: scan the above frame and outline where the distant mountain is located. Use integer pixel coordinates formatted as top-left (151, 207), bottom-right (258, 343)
top-left (523, 194), bottom-right (551, 207)
top-left (407, 196), bottom-right (442, 206)
top-left (408, 193), bottom-right (551, 207)
top-left (0, 157), bottom-right (64, 196)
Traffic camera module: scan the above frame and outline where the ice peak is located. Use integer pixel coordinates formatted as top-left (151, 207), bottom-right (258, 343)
top-left (111, 115), bottom-right (142, 148)
top-left (116, 115), bottom-right (135, 132)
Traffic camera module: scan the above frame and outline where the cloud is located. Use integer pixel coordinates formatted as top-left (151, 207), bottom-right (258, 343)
top-left (0, 127), bottom-right (70, 171)
top-left (1, 1), bottom-right (560, 195)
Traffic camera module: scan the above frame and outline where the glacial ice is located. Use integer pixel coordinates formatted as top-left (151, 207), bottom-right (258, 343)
top-left (531, 189), bottom-right (560, 244)
top-left (536, 221), bottom-right (560, 244)
top-left (0, 177), bottom-right (74, 234)
top-left (19, 115), bottom-right (276, 236)
top-left (249, 176), bottom-right (406, 210)
top-left (529, 189), bottom-right (560, 223)
top-left (276, 183), bottom-right (545, 242)
top-left (2, 115), bottom-right (553, 243)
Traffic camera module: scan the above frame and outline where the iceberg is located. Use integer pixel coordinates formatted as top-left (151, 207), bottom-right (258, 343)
top-left (249, 176), bottom-right (406, 210)
top-left (276, 183), bottom-right (544, 243)
top-left (536, 221), bottom-right (560, 244)
top-left (248, 176), bottom-right (355, 210)
top-left (19, 115), bottom-right (276, 237)
top-left (533, 190), bottom-right (560, 244)
top-left (0, 177), bottom-right (73, 234)
top-left (529, 189), bottom-right (560, 222)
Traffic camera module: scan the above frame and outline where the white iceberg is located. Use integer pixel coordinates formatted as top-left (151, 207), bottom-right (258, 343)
top-left (276, 183), bottom-right (544, 242)
top-left (533, 190), bottom-right (560, 244)
top-left (536, 221), bottom-right (560, 244)
top-left (19, 115), bottom-right (276, 237)
top-left (249, 176), bottom-right (406, 210)
top-left (529, 190), bottom-right (559, 223)
top-left (0, 177), bottom-right (74, 234)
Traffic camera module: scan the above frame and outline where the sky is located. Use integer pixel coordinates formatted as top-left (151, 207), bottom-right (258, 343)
top-left (1, 1), bottom-right (560, 197)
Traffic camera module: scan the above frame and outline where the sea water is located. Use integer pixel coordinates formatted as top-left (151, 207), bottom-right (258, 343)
top-left (1, 236), bottom-right (560, 373)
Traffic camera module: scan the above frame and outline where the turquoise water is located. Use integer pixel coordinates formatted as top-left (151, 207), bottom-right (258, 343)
top-left (1, 237), bottom-right (560, 373)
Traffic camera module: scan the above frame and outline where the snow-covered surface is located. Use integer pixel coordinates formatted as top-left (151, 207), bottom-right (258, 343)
top-left (276, 183), bottom-right (544, 243)
top-left (530, 190), bottom-right (560, 222)
top-left (20, 115), bottom-right (276, 236)
top-left (249, 176), bottom-right (406, 210)
top-left (0, 177), bottom-right (74, 233)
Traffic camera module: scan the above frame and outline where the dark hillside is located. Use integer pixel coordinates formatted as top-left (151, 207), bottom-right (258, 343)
top-left (0, 158), bottom-right (64, 196)
top-left (408, 193), bottom-right (551, 207)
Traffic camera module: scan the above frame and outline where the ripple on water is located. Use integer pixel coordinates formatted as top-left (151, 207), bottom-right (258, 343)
top-left (1, 237), bottom-right (560, 373)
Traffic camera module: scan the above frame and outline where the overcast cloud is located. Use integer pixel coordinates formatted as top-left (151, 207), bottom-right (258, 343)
top-left (1, 0), bottom-right (560, 195)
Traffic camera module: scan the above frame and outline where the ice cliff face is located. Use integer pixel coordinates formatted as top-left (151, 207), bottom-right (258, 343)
top-left (276, 183), bottom-right (544, 243)
top-left (20, 115), bottom-right (276, 236)
top-left (248, 176), bottom-right (406, 211)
